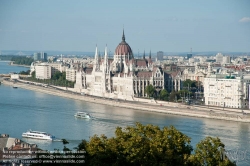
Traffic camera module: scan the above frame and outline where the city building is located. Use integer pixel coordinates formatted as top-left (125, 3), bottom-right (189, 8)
top-left (74, 30), bottom-right (182, 99)
top-left (30, 62), bottom-right (68, 77)
top-left (204, 74), bottom-right (250, 109)
top-left (66, 66), bottom-right (77, 82)
top-left (35, 63), bottom-right (51, 79)
top-left (33, 53), bottom-right (39, 61)
top-left (0, 134), bottom-right (38, 160)
top-left (157, 51), bottom-right (164, 61)
top-left (215, 53), bottom-right (223, 63)
top-left (181, 63), bottom-right (212, 85)
top-left (33, 52), bottom-right (47, 61)
top-left (186, 53), bottom-right (192, 59)
top-left (222, 56), bottom-right (231, 64)
top-left (48, 62), bottom-right (67, 76)
top-left (186, 48), bottom-right (192, 59)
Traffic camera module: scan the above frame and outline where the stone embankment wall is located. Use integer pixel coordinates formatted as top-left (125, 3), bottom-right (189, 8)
top-left (2, 79), bottom-right (250, 123)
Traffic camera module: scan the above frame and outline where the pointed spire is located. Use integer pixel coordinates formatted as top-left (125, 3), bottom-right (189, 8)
top-left (143, 50), bottom-right (145, 59)
top-left (122, 28), bottom-right (125, 42)
top-left (149, 50), bottom-right (151, 59)
top-left (104, 44), bottom-right (108, 58)
top-left (104, 44), bottom-right (108, 73)
top-left (94, 45), bottom-right (98, 60)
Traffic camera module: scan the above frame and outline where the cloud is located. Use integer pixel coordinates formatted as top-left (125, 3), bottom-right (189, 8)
top-left (239, 17), bottom-right (250, 23)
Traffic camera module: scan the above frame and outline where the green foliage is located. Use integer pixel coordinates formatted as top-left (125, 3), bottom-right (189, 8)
top-left (189, 137), bottom-right (236, 166)
top-left (169, 90), bottom-right (180, 102)
top-left (183, 79), bottom-right (196, 88)
top-left (11, 56), bottom-right (34, 65)
top-left (31, 71), bottom-right (35, 78)
top-left (62, 139), bottom-right (71, 152)
top-left (178, 89), bottom-right (189, 95)
top-left (19, 70), bottom-right (30, 75)
top-left (62, 139), bottom-right (69, 145)
top-left (52, 71), bottom-right (67, 80)
top-left (79, 122), bottom-right (193, 166)
top-left (159, 89), bottom-right (169, 101)
top-left (24, 71), bottom-right (75, 88)
top-left (145, 84), bottom-right (155, 97)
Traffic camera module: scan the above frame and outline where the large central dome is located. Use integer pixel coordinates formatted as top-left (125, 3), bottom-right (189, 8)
top-left (115, 30), bottom-right (133, 56)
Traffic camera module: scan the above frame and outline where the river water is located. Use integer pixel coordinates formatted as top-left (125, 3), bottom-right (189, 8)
top-left (0, 61), bottom-right (249, 165)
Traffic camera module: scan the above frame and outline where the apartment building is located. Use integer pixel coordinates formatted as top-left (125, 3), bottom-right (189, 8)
top-left (66, 67), bottom-right (76, 82)
top-left (48, 63), bottom-right (67, 76)
top-left (35, 63), bottom-right (51, 79)
top-left (204, 74), bottom-right (250, 109)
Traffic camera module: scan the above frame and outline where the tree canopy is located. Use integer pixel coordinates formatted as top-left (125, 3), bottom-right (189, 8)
top-left (76, 123), bottom-right (235, 166)
top-left (189, 137), bottom-right (236, 166)
top-left (145, 84), bottom-right (155, 98)
top-left (11, 56), bottom-right (34, 65)
top-left (169, 90), bottom-right (180, 102)
top-left (25, 71), bottom-right (75, 88)
top-left (19, 70), bottom-right (30, 75)
top-left (159, 89), bottom-right (169, 101)
top-left (182, 79), bottom-right (196, 88)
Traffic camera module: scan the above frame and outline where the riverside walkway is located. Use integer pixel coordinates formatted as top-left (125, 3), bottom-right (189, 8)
top-left (2, 79), bottom-right (250, 123)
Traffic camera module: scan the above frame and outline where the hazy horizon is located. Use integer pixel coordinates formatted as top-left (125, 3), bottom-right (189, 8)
top-left (1, 50), bottom-right (250, 57)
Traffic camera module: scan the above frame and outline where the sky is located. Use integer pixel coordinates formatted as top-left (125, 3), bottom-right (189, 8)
top-left (0, 0), bottom-right (250, 53)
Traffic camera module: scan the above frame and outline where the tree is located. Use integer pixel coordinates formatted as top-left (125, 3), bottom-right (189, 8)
top-left (159, 89), bottom-right (169, 101)
top-left (31, 71), bottom-right (35, 78)
top-left (11, 56), bottom-right (34, 65)
top-left (62, 139), bottom-right (69, 145)
top-left (145, 84), bottom-right (155, 98)
top-left (183, 79), bottom-right (196, 88)
top-left (189, 137), bottom-right (236, 166)
top-left (169, 90), bottom-right (180, 102)
top-left (19, 70), bottom-right (30, 75)
top-left (52, 71), bottom-right (62, 80)
top-left (78, 122), bottom-right (193, 166)
top-left (61, 139), bottom-right (71, 152)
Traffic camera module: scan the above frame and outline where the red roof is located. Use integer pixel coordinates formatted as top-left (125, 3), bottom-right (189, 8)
top-left (136, 71), bottom-right (152, 78)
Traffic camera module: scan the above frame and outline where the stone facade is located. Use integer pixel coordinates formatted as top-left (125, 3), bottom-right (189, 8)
top-left (74, 30), bottom-right (182, 99)
top-left (204, 74), bottom-right (250, 109)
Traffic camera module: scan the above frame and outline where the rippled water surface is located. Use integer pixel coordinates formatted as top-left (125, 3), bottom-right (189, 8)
top-left (0, 61), bottom-right (249, 165)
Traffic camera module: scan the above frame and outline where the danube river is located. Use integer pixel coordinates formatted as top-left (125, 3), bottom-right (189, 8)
top-left (0, 61), bottom-right (249, 165)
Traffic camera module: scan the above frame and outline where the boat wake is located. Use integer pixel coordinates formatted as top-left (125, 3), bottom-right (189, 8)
top-left (52, 139), bottom-right (63, 142)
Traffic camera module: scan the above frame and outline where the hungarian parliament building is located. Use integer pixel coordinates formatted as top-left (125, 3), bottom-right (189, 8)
top-left (74, 30), bottom-right (182, 100)
top-left (29, 30), bottom-right (250, 108)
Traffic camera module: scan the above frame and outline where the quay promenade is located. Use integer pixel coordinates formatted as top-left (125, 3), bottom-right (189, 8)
top-left (2, 79), bottom-right (250, 123)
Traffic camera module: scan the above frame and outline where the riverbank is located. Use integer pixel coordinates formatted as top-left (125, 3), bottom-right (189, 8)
top-left (8, 61), bottom-right (30, 68)
top-left (2, 79), bottom-right (250, 123)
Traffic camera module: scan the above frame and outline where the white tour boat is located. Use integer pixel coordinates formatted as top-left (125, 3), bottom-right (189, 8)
top-left (74, 112), bottom-right (92, 119)
top-left (22, 130), bottom-right (55, 140)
